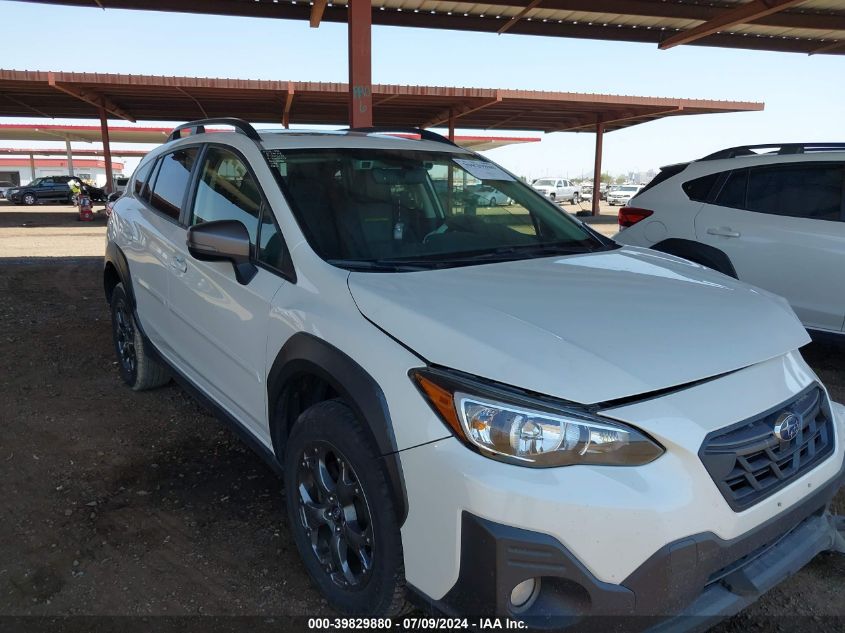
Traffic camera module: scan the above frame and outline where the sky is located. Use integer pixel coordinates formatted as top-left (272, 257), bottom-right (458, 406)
top-left (1, 0), bottom-right (844, 180)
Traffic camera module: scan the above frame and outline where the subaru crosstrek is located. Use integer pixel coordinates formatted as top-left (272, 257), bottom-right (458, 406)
top-left (104, 119), bottom-right (845, 628)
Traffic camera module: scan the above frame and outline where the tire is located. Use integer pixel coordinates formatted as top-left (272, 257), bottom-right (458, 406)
top-left (284, 400), bottom-right (411, 616)
top-left (22, 192), bottom-right (36, 206)
top-left (549, 193), bottom-right (556, 202)
top-left (490, 197), bottom-right (498, 207)
top-left (110, 282), bottom-right (170, 391)
top-left (572, 193), bottom-right (580, 204)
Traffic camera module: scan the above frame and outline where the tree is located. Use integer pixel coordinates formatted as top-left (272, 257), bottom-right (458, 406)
top-left (600, 172), bottom-right (613, 184)
top-left (614, 175), bottom-right (626, 184)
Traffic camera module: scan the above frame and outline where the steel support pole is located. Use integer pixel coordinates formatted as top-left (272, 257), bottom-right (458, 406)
top-left (99, 105), bottom-right (114, 193)
top-left (348, 0), bottom-right (373, 128)
top-left (65, 139), bottom-right (74, 177)
top-left (592, 120), bottom-right (604, 216)
top-left (29, 153), bottom-right (36, 181)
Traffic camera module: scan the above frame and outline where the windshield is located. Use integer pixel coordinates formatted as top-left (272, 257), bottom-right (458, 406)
top-left (532, 179), bottom-right (556, 187)
top-left (264, 149), bottom-right (608, 270)
top-left (28, 178), bottom-right (43, 186)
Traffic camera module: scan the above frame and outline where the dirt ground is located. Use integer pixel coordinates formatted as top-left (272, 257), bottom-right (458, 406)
top-left (0, 203), bottom-right (842, 630)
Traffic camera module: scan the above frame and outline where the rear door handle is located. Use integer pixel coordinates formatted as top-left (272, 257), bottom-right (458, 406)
top-left (707, 227), bottom-right (741, 238)
top-left (171, 255), bottom-right (187, 273)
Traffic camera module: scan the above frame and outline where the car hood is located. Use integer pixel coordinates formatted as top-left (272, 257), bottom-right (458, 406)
top-left (347, 247), bottom-right (809, 405)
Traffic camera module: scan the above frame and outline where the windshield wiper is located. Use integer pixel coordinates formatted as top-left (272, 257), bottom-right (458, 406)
top-left (326, 258), bottom-right (432, 272)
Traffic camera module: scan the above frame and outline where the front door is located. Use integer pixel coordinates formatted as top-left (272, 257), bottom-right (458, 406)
top-left (695, 162), bottom-right (845, 332)
top-left (167, 145), bottom-right (285, 442)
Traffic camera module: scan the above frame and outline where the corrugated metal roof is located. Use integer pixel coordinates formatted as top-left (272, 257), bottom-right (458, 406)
top-left (14, 0), bottom-right (845, 55)
top-left (0, 70), bottom-right (763, 133)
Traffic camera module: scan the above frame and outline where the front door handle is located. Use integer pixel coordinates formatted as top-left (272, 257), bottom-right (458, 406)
top-left (707, 227), bottom-right (741, 238)
top-left (171, 255), bottom-right (187, 273)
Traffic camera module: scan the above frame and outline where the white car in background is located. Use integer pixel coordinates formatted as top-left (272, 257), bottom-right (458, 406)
top-left (531, 177), bottom-right (580, 204)
top-left (607, 184), bottom-right (642, 206)
top-left (614, 142), bottom-right (845, 338)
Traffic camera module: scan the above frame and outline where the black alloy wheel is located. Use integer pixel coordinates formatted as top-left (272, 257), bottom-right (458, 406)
top-left (296, 441), bottom-right (374, 589)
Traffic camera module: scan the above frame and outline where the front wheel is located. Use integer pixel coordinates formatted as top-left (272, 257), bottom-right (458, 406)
top-left (22, 192), bottom-right (36, 206)
top-left (284, 400), bottom-right (410, 616)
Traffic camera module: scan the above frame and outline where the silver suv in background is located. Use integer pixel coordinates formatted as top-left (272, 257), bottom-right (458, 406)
top-left (531, 177), bottom-right (580, 204)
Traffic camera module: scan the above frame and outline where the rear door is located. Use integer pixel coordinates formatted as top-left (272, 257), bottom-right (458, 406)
top-left (695, 161), bottom-right (845, 332)
top-left (166, 145), bottom-right (287, 441)
top-left (122, 148), bottom-right (201, 353)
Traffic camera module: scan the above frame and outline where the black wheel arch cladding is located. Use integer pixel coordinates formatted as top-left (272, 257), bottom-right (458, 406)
top-left (651, 238), bottom-right (738, 278)
top-left (268, 332), bottom-right (409, 525)
top-left (104, 241), bottom-right (137, 308)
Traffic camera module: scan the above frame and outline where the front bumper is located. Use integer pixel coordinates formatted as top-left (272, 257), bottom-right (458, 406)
top-left (412, 460), bottom-right (844, 630)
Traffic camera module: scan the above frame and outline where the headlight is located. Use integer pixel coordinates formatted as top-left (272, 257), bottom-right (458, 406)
top-left (411, 368), bottom-right (663, 468)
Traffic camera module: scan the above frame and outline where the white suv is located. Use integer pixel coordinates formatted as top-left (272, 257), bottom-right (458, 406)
top-left (530, 177), bottom-right (580, 204)
top-left (104, 121), bottom-right (845, 626)
top-left (614, 143), bottom-right (845, 338)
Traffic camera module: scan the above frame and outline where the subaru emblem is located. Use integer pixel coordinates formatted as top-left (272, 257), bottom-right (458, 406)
top-left (773, 412), bottom-right (800, 442)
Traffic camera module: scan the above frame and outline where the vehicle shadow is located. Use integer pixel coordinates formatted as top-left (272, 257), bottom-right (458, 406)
top-left (0, 208), bottom-right (107, 229)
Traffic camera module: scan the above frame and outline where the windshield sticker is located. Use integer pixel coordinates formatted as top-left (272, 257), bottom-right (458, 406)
top-left (452, 158), bottom-right (515, 182)
top-left (263, 149), bottom-right (287, 175)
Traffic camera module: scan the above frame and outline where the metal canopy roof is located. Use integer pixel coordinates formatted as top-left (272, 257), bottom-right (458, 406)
top-left (16, 0), bottom-right (845, 56)
top-left (0, 123), bottom-right (540, 150)
top-left (0, 71), bottom-right (763, 134)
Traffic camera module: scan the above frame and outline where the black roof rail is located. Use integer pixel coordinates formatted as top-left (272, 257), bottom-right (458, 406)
top-left (168, 118), bottom-right (262, 143)
top-left (700, 142), bottom-right (845, 161)
top-left (345, 126), bottom-right (461, 148)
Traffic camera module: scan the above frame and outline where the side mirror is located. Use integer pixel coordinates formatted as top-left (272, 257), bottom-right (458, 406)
top-left (107, 192), bottom-right (120, 202)
top-left (186, 219), bottom-right (257, 285)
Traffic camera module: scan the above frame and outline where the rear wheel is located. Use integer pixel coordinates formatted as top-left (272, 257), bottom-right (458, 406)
top-left (110, 283), bottom-right (170, 390)
top-left (284, 400), bottom-right (410, 616)
top-left (572, 192), bottom-right (580, 205)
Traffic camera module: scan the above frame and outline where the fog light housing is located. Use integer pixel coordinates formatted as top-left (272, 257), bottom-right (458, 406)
top-left (510, 578), bottom-right (539, 610)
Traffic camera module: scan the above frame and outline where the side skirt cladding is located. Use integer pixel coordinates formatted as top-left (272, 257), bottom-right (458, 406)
top-left (267, 332), bottom-right (409, 525)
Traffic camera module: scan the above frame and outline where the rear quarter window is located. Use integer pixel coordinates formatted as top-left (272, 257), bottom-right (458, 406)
top-left (682, 172), bottom-right (721, 202)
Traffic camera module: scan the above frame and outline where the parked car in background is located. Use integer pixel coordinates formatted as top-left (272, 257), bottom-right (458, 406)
top-left (471, 184), bottom-right (508, 206)
top-left (615, 142), bottom-right (845, 339)
top-left (5, 175), bottom-right (107, 205)
top-left (105, 119), bottom-right (845, 626)
top-left (607, 184), bottom-right (643, 206)
top-left (580, 184), bottom-right (593, 202)
top-left (531, 177), bottom-right (580, 204)
top-left (113, 176), bottom-right (130, 195)
top-left (0, 180), bottom-right (15, 199)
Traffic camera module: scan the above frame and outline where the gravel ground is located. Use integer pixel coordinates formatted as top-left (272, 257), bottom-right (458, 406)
top-left (0, 214), bottom-right (842, 630)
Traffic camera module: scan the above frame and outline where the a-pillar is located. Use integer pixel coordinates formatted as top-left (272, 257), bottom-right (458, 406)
top-left (65, 139), bottom-right (74, 177)
top-left (348, 0), bottom-right (373, 127)
top-left (591, 119), bottom-right (604, 216)
top-left (99, 105), bottom-right (114, 193)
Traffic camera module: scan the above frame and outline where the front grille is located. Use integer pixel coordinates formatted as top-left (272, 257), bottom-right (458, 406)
top-left (699, 385), bottom-right (835, 511)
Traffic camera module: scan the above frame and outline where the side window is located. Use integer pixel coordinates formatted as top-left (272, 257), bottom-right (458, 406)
top-left (40, 178), bottom-right (54, 186)
top-left (132, 160), bottom-right (154, 197)
top-left (746, 163), bottom-right (844, 222)
top-left (682, 172), bottom-right (721, 202)
top-left (149, 148), bottom-right (199, 221)
top-left (190, 147), bottom-right (260, 243)
top-left (715, 169), bottom-right (747, 209)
